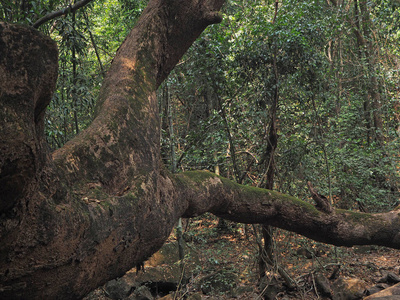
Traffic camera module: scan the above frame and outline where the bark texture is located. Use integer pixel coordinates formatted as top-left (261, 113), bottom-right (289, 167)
top-left (1, 1), bottom-right (400, 299)
top-left (0, 1), bottom-right (225, 298)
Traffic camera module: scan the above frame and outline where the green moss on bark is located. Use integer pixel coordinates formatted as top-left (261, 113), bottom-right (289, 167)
top-left (337, 209), bottom-right (373, 221)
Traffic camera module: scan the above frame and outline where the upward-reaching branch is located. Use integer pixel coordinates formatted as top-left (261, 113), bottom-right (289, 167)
top-left (1, 1), bottom-right (226, 298)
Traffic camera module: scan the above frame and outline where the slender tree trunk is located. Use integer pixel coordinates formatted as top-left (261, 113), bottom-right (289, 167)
top-left (359, 1), bottom-right (383, 141)
top-left (83, 10), bottom-right (105, 77)
top-left (258, 0), bottom-right (279, 280)
top-left (353, 0), bottom-right (383, 144)
top-left (217, 95), bottom-right (241, 182)
top-left (71, 8), bottom-right (80, 135)
top-left (167, 85), bottom-right (177, 173)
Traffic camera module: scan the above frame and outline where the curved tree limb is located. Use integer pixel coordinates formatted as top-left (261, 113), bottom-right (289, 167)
top-left (1, 0), bottom-right (225, 298)
top-left (32, 0), bottom-right (94, 28)
top-left (175, 171), bottom-right (400, 249)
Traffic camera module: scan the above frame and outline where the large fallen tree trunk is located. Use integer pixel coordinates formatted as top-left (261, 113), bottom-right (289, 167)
top-left (0, 0), bottom-right (399, 299)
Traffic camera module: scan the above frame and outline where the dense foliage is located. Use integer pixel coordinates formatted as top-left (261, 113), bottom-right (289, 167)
top-left (161, 0), bottom-right (400, 212)
top-left (1, 0), bottom-right (399, 212)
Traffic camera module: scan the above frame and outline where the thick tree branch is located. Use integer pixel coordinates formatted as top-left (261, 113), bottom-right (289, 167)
top-left (1, 1), bottom-right (226, 299)
top-left (32, 0), bottom-right (94, 28)
top-left (175, 171), bottom-right (400, 249)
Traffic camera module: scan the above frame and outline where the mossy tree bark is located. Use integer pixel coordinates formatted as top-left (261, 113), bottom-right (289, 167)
top-left (1, 1), bottom-right (400, 299)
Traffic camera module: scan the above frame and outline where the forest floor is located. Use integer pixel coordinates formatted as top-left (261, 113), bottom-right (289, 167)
top-left (174, 213), bottom-right (400, 299)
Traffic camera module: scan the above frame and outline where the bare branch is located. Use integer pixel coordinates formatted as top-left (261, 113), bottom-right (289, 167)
top-left (32, 0), bottom-right (94, 28)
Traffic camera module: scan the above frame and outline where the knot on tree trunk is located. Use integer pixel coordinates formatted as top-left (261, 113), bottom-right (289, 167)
top-left (201, 11), bottom-right (223, 25)
top-left (307, 181), bottom-right (333, 214)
